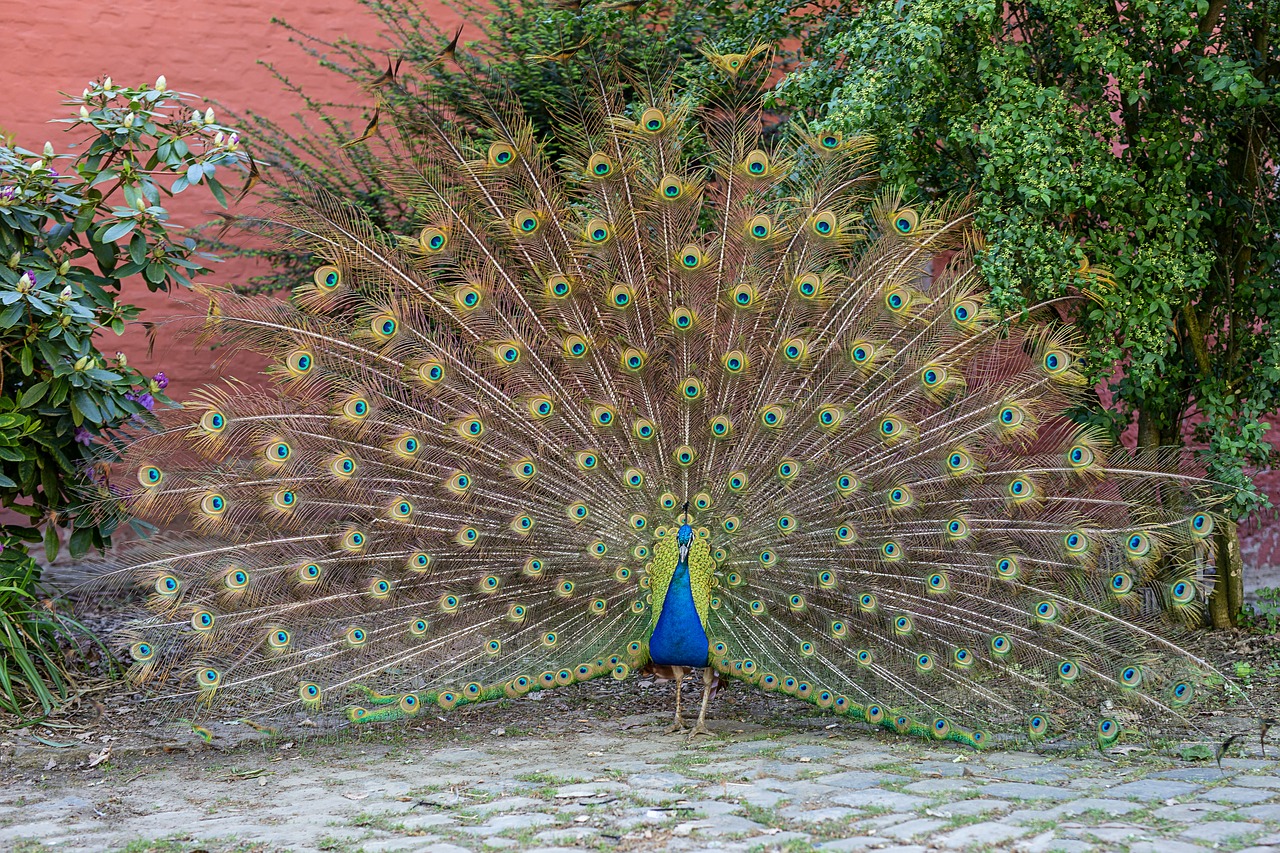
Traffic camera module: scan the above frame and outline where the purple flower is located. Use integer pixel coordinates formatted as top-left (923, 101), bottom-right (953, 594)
top-left (137, 393), bottom-right (155, 411)
top-left (74, 426), bottom-right (93, 446)
top-left (152, 371), bottom-right (168, 390)
top-left (0, 186), bottom-right (17, 200)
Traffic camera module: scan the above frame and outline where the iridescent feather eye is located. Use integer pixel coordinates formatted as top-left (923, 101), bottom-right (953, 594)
top-left (658, 175), bottom-right (686, 200)
top-left (795, 273), bottom-right (821, 300)
top-left (453, 284), bottom-right (482, 310)
top-left (730, 281), bottom-right (761, 308)
top-left (313, 265), bottom-right (342, 291)
top-left (952, 298), bottom-right (979, 326)
top-left (587, 152), bottom-right (615, 179)
top-left (488, 141), bottom-right (517, 167)
top-left (370, 313), bottom-right (397, 341)
top-left (809, 210), bottom-right (837, 237)
top-left (670, 306), bottom-right (696, 330)
top-left (512, 209), bottom-right (541, 235)
top-left (677, 244), bottom-right (704, 270)
top-left (545, 275), bottom-right (572, 299)
top-left (199, 409), bottom-right (227, 433)
top-left (742, 149), bottom-right (769, 176)
top-left (620, 347), bottom-right (647, 371)
top-left (1189, 513), bottom-right (1214, 538)
top-left (584, 218), bottom-right (612, 245)
top-left (746, 214), bottom-right (773, 241)
top-left (1067, 443), bottom-right (1095, 468)
top-left (608, 283), bottom-right (634, 309)
top-left (285, 349), bottom-right (315, 376)
top-left (419, 226), bottom-right (448, 253)
top-left (639, 107), bottom-right (666, 133)
top-left (1042, 349), bottom-right (1071, 375)
top-left (891, 208), bottom-right (919, 234)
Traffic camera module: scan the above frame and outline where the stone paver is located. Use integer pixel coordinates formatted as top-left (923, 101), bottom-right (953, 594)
top-left (1, 712), bottom-right (1277, 853)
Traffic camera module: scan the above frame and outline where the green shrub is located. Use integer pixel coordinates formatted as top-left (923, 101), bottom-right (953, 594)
top-left (0, 77), bottom-right (244, 720)
top-left (217, 0), bottom-right (818, 292)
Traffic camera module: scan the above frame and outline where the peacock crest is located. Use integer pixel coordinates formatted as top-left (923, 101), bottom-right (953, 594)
top-left (99, 46), bottom-right (1225, 747)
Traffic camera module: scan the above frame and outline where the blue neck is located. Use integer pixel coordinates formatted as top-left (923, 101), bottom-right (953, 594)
top-left (648, 557), bottom-right (709, 667)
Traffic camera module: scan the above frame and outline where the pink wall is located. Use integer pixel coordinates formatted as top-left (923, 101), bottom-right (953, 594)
top-left (1, 0), bottom-right (462, 400)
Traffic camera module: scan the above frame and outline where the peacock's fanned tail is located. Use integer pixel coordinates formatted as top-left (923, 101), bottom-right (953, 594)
top-left (100, 49), bottom-right (1226, 746)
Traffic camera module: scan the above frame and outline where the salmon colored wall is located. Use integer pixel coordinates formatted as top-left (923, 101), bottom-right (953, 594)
top-left (1, 0), bottom-right (462, 400)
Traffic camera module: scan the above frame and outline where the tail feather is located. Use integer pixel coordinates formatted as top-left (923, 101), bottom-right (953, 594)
top-left (89, 48), bottom-right (1231, 744)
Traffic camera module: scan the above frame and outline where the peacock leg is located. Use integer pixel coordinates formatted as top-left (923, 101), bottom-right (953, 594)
top-left (665, 665), bottom-right (688, 733)
top-left (687, 666), bottom-right (714, 741)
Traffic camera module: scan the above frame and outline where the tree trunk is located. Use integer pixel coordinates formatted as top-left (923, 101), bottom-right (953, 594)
top-left (1210, 521), bottom-right (1244, 629)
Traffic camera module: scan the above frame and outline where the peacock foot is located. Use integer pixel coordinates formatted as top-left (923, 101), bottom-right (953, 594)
top-left (665, 719), bottom-right (688, 734)
top-left (686, 723), bottom-right (712, 741)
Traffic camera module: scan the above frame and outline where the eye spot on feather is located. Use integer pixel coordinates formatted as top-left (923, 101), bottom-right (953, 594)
top-left (640, 107), bottom-right (666, 132)
top-left (892, 208), bottom-right (919, 234)
top-left (418, 360), bottom-right (446, 384)
top-left (313, 265), bottom-right (341, 290)
top-left (609, 284), bottom-right (633, 308)
top-left (200, 409), bottom-right (227, 433)
top-left (678, 244), bottom-right (704, 269)
top-left (201, 492), bottom-right (227, 516)
top-left (587, 152), bottom-right (614, 179)
top-left (743, 150), bottom-right (769, 175)
top-left (370, 314), bottom-right (397, 341)
top-left (419, 227), bottom-right (447, 253)
top-left (285, 349), bottom-right (315, 376)
top-left (545, 275), bottom-right (572, 298)
top-left (488, 141), bottom-right (516, 167)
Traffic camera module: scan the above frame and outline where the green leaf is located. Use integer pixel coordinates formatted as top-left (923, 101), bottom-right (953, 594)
top-left (70, 389), bottom-right (101, 424)
top-left (43, 524), bottom-right (59, 564)
top-left (18, 382), bottom-right (49, 407)
top-left (68, 525), bottom-right (94, 560)
top-left (99, 219), bottom-right (136, 243)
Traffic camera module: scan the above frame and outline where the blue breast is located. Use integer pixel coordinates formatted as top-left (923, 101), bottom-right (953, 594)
top-left (648, 561), bottom-right (709, 667)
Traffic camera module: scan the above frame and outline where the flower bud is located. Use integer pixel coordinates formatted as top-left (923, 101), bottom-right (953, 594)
top-left (123, 113), bottom-right (135, 128)
top-left (116, 352), bottom-right (128, 367)
top-left (135, 196), bottom-right (148, 212)
top-left (58, 260), bottom-right (70, 274)
top-left (74, 356), bottom-right (90, 371)
top-left (43, 141), bottom-right (54, 158)
top-left (214, 131), bottom-right (225, 144)
top-left (204, 107), bottom-right (215, 124)
top-left (155, 74), bottom-right (167, 91)
top-left (58, 285), bottom-right (73, 302)
top-left (104, 76), bottom-right (112, 89)
top-left (192, 110), bottom-right (203, 125)
top-left (79, 105), bottom-right (90, 120)
top-left (7, 252), bottom-right (19, 269)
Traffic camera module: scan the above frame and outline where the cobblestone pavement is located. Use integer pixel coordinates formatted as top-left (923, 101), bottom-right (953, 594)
top-left (2, 693), bottom-right (1279, 853)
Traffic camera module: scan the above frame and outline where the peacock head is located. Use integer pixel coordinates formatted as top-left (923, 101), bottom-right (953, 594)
top-left (677, 496), bottom-right (695, 559)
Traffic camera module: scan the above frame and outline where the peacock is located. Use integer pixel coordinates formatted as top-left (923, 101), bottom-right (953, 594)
top-left (99, 45), bottom-right (1228, 748)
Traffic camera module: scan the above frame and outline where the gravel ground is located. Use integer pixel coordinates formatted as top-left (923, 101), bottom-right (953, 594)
top-left (2, 660), bottom-right (1279, 853)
